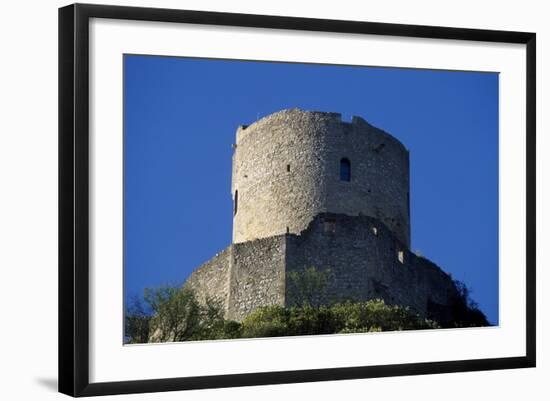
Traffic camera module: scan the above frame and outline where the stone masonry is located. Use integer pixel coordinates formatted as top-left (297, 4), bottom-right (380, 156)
top-left (184, 109), bottom-right (462, 324)
top-left (232, 109), bottom-right (410, 246)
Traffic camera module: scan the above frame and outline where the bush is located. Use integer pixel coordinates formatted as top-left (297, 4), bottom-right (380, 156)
top-left (124, 295), bottom-right (152, 344)
top-left (145, 286), bottom-right (203, 342)
top-left (449, 280), bottom-right (490, 328)
top-left (288, 304), bottom-right (337, 335)
top-left (241, 306), bottom-right (290, 338)
top-left (125, 285), bottom-right (243, 343)
top-left (240, 299), bottom-right (438, 339)
top-left (331, 300), bottom-right (439, 332)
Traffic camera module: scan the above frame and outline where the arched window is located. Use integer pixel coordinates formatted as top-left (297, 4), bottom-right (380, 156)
top-left (340, 158), bottom-right (351, 182)
top-left (234, 190), bottom-right (238, 216)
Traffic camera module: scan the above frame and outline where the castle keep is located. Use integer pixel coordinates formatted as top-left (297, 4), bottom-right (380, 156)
top-left (185, 109), bottom-right (461, 323)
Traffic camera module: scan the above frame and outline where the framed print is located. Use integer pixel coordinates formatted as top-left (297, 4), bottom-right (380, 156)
top-left (58, 3), bottom-right (536, 397)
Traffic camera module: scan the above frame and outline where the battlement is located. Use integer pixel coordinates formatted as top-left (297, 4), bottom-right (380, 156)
top-left (236, 109), bottom-right (408, 153)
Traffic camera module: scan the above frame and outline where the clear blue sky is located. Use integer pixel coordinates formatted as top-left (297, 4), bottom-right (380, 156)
top-left (124, 55), bottom-right (499, 324)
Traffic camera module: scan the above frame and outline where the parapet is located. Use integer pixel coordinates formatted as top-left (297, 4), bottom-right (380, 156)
top-left (236, 109), bottom-right (408, 154)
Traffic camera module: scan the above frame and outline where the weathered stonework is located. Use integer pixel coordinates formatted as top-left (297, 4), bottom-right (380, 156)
top-left (285, 213), bottom-right (459, 323)
top-left (184, 109), bottom-right (462, 324)
top-left (185, 213), bottom-right (459, 323)
top-left (184, 247), bottom-right (232, 313)
top-left (232, 108), bottom-right (410, 247)
top-left (227, 237), bottom-right (287, 320)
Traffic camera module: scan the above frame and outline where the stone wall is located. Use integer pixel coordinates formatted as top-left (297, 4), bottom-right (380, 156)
top-left (185, 237), bottom-right (287, 322)
top-left (232, 109), bottom-right (329, 244)
top-left (226, 236), bottom-right (287, 321)
top-left (186, 213), bottom-right (459, 324)
top-left (231, 109), bottom-right (410, 247)
top-left (184, 246), bottom-right (232, 313)
top-left (324, 116), bottom-right (410, 247)
top-left (286, 213), bottom-right (458, 323)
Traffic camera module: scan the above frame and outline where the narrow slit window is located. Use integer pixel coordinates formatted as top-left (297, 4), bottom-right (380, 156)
top-left (340, 158), bottom-right (351, 181)
top-left (398, 250), bottom-right (404, 264)
top-left (234, 190), bottom-right (238, 216)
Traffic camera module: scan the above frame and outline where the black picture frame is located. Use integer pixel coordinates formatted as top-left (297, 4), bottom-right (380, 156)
top-left (59, 3), bottom-right (536, 397)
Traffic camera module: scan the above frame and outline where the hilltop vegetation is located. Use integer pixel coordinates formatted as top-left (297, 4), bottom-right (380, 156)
top-left (125, 267), bottom-right (489, 344)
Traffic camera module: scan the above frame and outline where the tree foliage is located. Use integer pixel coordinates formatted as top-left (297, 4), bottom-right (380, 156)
top-left (145, 286), bottom-right (201, 342)
top-left (124, 295), bottom-right (151, 344)
top-left (449, 279), bottom-right (490, 327)
top-left (125, 286), bottom-right (242, 343)
top-left (240, 299), bottom-right (439, 338)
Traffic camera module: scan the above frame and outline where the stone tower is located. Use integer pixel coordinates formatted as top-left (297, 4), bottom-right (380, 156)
top-left (232, 109), bottom-right (410, 247)
top-left (184, 109), bottom-right (465, 324)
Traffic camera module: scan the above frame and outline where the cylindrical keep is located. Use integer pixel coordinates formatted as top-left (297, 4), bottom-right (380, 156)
top-left (231, 109), bottom-right (410, 247)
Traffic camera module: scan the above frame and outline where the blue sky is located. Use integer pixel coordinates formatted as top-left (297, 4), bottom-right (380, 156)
top-left (124, 54), bottom-right (499, 324)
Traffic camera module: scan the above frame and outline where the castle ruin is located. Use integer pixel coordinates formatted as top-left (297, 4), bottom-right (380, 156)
top-left (184, 108), bottom-right (463, 324)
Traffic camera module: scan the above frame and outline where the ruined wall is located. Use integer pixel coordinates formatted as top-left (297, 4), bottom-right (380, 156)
top-left (185, 237), bottom-right (287, 322)
top-left (226, 235), bottom-right (287, 321)
top-left (184, 246), bottom-right (232, 314)
top-left (187, 213), bottom-right (458, 324)
top-left (285, 213), bottom-right (458, 322)
top-left (231, 109), bottom-right (410, 247)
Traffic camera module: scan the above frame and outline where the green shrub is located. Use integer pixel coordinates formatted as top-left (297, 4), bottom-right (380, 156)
top-left (125, 285), bottom-right (241, 343)
top-left (145, 286), bottom-right (202, 342)
top-left (124, 295), bottom-right (151, 344)
top-left (241, 306), bottom-right (290, 338)
top-left (239, 299), bottom-right (439, 339)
